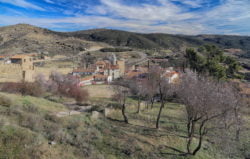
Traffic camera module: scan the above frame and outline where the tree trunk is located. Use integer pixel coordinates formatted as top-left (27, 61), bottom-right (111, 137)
top-left (136, 97), bottom-right (141, 114)
top-left (122, 103), bottom-right (128, 123)
top-left (121, 93), bottom-right (128, 123)
top-left (156, 101), bottom-right (164, 129)
top-left (192, 120), bottom-right (206, 156)
top-left (192, 133), bottom-right (204, 156)
top-left (186, 119), bottom-right (195, 154)
top-left (146, 101), bottom-right (149, 109)
top-left (151, 97), bottom-right (155, 109)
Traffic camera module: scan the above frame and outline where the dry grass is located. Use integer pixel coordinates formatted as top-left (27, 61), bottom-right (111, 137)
top-left (83, 85), bottom-right (115, 98)
top-left (35, 60), bottom-right (74, 79)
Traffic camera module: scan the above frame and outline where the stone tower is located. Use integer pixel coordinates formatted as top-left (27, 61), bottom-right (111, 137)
top-left (10, 54), bottom-right (35, 82)
top-left (117, 59), bottom-right (125, 76)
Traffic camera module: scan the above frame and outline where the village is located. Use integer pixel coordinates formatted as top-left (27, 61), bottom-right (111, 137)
top-left (0, 51), bottom-right (180, 85)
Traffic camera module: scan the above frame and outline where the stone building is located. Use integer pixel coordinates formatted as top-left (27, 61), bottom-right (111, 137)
top-left (11, 54), bottom-right (35, 82)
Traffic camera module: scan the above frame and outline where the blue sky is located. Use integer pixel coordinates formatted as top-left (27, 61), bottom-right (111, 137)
top-left (0, 0), bottom-right (250, 35)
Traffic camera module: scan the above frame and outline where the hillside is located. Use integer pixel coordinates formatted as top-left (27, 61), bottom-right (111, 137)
top-left (1, 91), bottom-right (248, 159)
top-left (0, 24), bottom-right (104, 56)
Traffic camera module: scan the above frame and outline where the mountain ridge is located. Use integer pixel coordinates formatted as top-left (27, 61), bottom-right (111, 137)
top-left (0, 24), bottom-right (250, 56)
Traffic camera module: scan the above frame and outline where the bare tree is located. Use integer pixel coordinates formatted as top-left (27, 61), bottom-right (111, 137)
top-left (147, 66), bottom-right (175, 129)
top-left (49, 72), bottom-right (88, 103)
top-left (112, 82), bottom-right (130, 123)
top-left (144, 71), bottom-right (158, 109)
top-left (129, 80), bottom-right (147, 114)
top-left (34, 73), bottom-right (50, 92)
top-left (155, 79), bottom-right (174, 129)
top-left (228, 82), bottom-right (246, 142)
top-left (177, 70), bottom-right (241, 156)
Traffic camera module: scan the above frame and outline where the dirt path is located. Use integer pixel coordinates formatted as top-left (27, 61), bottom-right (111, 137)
top-left (55, 103), bottom-right (93, 117)
top-left (55, 110), bottom-right (81, 117)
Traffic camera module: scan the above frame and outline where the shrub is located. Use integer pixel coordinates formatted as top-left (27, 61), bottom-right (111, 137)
top-left (22, 100), bottom-right (39, 113)
top-left (1, 73), bottom-right (89, 102)
top-left (18, 113), bottom-right (43, 132)
top-left (69, 87), bottom-right (89, 104)
top-left (0, 95), bottom-right (12, 107)
top-left (0, 118), bottom-right (5, 128)
top-left (0, 82), bottom-right (23, 93)
top-left (1, 82), bottom-right (45, 97)
top-left (19, 82), bottom-right (45, 97)
top-left (43, 122), bottom-right (61, 141)
top-left (44, 114), bottom-right (60, 123)
top-left (52, 75), bottom-right (89, 103)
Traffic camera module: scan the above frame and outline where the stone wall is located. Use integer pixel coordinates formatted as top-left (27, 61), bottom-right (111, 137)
top-left (0, 63), bottom-right (34, 82)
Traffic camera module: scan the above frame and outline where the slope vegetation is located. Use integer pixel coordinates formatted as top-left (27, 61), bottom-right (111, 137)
top-left (1, 92), bottom-right (245, 159)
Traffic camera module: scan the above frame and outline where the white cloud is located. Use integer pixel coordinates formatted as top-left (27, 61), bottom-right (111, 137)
top-left (0, 0), bottom-right (45, 11)
top-left (196, 0), bottom-right (250, 34)
top-left (0, 0), bottom-right (250, 35)
top-left (0, 14), bottom-right (205, 35)
top-left (44, 0), bottom-right (54, 4)
top-left (91, 0), bottom-right (195, 22)
top-left (171, 0), bottom-right (203, 8)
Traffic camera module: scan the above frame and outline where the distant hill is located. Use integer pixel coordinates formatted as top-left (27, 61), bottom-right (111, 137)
top-left (0, 24), bottom-right (103, 56)
top-left (67, 29), bottom-right (202, 51)
top-left (1, 24), bottom-right (250, 57)
top-left (68, 29), bottom-right (250, 54)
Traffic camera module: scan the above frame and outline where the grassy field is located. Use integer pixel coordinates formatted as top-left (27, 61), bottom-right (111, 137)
top-left (0, 90), bottom-right (249, 159)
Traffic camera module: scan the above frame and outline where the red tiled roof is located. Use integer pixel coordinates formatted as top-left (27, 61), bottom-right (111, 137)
top-left (96, 61), bottom-right (106, 65)
top-left (94, 74), bottom-right (108, 79)
top-left (95, 60), bottom-right (119, 70)
top-left (0, 54), bottom-right (11, 58)
top-left (125, 71), bottom-right (145, 79)
top-left (73, 68), bottom-right (95, 73)
top-left (164, 71), bottom-right (179, 78)
top-left (81, 76), bottom-right (94, 81)
top-left (110, 65), bottom-right (119, 69)
top-left (10, 54), bottom-right (31, 59)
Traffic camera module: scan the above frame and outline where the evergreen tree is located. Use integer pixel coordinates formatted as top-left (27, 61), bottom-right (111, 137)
top-left (185, 45), bottom-right (241, 80)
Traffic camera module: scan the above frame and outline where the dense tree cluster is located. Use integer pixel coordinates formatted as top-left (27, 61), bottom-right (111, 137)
top-left (186, 45), bottom-right (242, 80)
